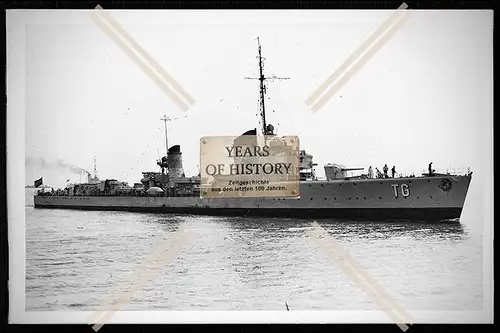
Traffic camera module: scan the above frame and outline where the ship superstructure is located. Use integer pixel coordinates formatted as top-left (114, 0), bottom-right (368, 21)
top-left (34, 38), bottom-right (473, 222)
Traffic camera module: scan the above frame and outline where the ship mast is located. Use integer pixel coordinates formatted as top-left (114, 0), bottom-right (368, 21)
top-left (257, 38), bottom-right (268, 135)
top-left (245, 37), bottom-right (289, 136)
top-left (159, 115), bottom-right (188, 157)
top-left (160, 114), bottom-right (169, 156)
top-left (93, 155), bottom-right (98, 179)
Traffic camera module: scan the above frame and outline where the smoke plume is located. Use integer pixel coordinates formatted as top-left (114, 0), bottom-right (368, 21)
top-left (25, 157), bottom-right (89, 175)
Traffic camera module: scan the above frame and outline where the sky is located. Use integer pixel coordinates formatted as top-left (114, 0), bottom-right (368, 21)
top-left (7, 9), bottom-right (493, 201)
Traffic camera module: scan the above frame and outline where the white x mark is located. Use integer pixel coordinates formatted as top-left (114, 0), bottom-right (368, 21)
top-left (89, 5), bottom-right (195, 111)
top-left (306, 2), bottom-right (410, 112)
top-left (86, 225), bottom-right (192, 331)
top-left (307, 221), bottom-right (414, 331)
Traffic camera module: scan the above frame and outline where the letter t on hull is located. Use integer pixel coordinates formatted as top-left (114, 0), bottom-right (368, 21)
top-left (391, 184), bottom-right (399, 198)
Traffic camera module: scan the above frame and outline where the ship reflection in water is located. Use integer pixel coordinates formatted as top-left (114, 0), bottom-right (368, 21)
top-left (26, 197), bottom-right (482, 312)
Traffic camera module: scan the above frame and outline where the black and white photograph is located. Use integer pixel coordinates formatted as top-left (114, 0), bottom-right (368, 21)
top-left (6, 5), bottom-right (493, 327)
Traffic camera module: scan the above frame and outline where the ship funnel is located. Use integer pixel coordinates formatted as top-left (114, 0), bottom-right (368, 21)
top-left (233, 129), bottom-right (258, 165)
top-left (167, 145), bottom-right (185, 178)
top-left (233, 129), bottom-right (257, 147)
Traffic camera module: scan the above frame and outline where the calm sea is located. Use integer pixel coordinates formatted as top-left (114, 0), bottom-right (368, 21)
top-left (24, 188), bottom-right (484, 311)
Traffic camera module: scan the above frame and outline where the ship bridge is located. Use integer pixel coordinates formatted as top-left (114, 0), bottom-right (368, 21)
top-left (299, 150), bottom-right (317, 180)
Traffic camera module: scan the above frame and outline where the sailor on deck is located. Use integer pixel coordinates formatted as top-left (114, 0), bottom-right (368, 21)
top-left (383, 164), bottom-right (388, 178)
top-left (428, 162), bottom-right (434, 176)
top-left (391, 165), bottom-right (396, 178)
top-left (368, 166), bottom-right (373, 179)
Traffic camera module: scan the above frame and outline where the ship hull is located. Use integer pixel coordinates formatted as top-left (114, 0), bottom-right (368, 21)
top-left (33, 174), bottom-right (472, 222)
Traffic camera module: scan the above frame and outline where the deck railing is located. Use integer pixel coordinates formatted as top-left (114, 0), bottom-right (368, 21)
top-left (313, 166), bottom-right (472, 181)
top-left (35, 191), bottom-right (201, 198)
top-left (395, 167), bottom-right (471, 178)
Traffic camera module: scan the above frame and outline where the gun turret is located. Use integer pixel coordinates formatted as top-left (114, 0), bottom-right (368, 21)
top-left (325, 164), bottom-right (365, 180)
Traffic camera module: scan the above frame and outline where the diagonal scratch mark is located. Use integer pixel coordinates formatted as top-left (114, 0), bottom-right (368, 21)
top-left (93, 5), bottom-right (195, 106)
top-left (88, 5), bottom-right (195, 111)
top-left (306, 2), bottom-right (410, 112)
top-left (310, 11), bottom-right (411, 113)
top-left (307, 221), bottom-right (414, 331)
top-left (306, 2), bottom-right (408, 106)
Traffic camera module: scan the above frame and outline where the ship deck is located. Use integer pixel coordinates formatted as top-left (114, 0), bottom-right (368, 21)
top-left (33, 173), bottom-right (472, 222)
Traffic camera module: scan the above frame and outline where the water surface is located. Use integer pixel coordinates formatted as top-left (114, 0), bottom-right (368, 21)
top-left (25, 189), bottom-right (483, 311)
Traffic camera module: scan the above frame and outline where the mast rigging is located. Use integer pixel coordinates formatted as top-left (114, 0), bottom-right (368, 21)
top-left (160, 114), bottom-right (169, 156)
top-left (245, 37), bottom-right (289, 136)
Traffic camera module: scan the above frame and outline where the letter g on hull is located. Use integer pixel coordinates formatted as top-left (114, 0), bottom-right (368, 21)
top-left (401, 184), bottom-right (410, 197)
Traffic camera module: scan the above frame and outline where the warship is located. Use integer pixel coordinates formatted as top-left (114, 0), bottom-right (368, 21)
top-left (34, 39), bottom-right (473, 222)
